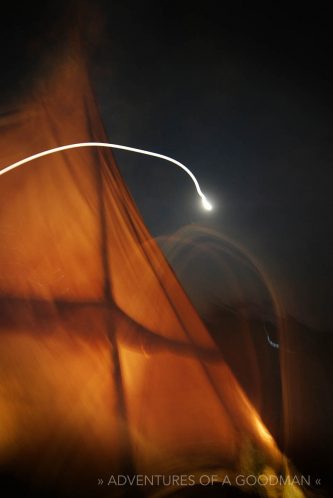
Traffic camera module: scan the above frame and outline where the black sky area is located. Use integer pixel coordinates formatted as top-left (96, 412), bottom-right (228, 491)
top-left (92, 1), bottom-right (333, 330)
top-left (0, 1), bottom-right (332, 329)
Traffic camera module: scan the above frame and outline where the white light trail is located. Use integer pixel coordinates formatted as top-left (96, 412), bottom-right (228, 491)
top-left (0, 142), bottom-right (213, 211)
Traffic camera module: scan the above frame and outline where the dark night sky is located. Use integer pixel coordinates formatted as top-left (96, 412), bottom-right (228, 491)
top-left (1, 1), bottom-right (332, 329)
top-left (92, 1), bottom-right (333, 330)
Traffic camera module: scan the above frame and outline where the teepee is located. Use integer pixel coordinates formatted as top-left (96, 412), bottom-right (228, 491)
top-left (0, 42), bottom-right (305, 497)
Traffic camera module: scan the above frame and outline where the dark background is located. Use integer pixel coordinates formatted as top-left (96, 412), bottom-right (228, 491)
top-left (91, 1), bottom-right (333, 331)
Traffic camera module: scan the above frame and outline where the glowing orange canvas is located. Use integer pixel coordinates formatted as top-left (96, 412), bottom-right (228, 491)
top-left (0, 46), bottom-right (307, 498)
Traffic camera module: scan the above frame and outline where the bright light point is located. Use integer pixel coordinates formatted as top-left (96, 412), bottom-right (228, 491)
top-left (202, 197), bottom-right (213, 211)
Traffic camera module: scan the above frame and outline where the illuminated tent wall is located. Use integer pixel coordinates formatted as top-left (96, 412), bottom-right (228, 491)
top-left (0, 42), bottom-right (307, 497)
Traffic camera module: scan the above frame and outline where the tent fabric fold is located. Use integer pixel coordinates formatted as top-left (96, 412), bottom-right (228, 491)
top-left (0, 52), bottom-right (304, 497)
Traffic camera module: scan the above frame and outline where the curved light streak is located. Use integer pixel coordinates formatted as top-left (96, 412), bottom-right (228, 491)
top-left (263, 321), bottom-right (280, 349)
top-left (0, 142), bottom-right (213, 211)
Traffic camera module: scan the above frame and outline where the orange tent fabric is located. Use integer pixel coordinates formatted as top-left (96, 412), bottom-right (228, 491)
top-left (0, 49), bottom-right (304, 497)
